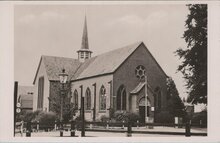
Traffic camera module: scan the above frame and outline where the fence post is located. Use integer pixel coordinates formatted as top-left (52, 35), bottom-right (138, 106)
top-left (90, 124), bottom-right (92, 129)
top-left (54, 121), bottom-right (57, 131)
top-left (26, 121), bottom-right (31, 137)
top-left (37, 121), bottom-right (39, 132)
top-left (137, 120), bottom-right (139, 129)
top-left (106, 121), bottom-right (109, 130)
top-left (185, 122), bottom-right (191, 137)
top-left (200, 120), bottom-right (202, 127)
top-left (20, 121), bottom-right (24, 137)
top-left (127, 122), bottom-right (132, 137)
top-left (122, 120), bottom-right (125, 129)
top-left (60, 121), bottom-right (63, 137)
top-left (71, 120), bottom-right (76, 137)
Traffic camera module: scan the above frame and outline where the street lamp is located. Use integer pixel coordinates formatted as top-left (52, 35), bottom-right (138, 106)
top-left (144, 75), bottom-right (149, 123)
top-left (79, 85), bottom-right (85, 137)
top-left (59, 68), bottom-right (68, 137)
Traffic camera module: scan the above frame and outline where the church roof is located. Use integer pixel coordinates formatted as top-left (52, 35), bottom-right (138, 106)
top-left (33, 56), bottom-right (81, 84)
top-left (33, 41), bottom-right (167, 83)
top-left (75, 41), bottom-right (143, 80)
top-left (42, 55), bottom-right (82, 81)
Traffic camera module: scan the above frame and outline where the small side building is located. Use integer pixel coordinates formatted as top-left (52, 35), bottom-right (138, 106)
top-left (17, 86), bottom-right (34, 112)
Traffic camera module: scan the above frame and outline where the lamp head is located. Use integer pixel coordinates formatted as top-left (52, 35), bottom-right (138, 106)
top-left (59, 68), bottom-right (68, 84)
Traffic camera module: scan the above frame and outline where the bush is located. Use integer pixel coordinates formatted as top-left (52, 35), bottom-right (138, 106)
top-left (33, 111), bottom-right (57, 130)
top-left (112, 111), bottom-right (140, 123)
top-left (155, 111), bottom-right (174, 123)
top-left (100, 115), bottom-right (110, 122)
top-left (191, 110), bottom-right (207, 127)
top-left (35, 111), bottom-right (56, 124)
top-left (127, 112), bottom-right (140, 123)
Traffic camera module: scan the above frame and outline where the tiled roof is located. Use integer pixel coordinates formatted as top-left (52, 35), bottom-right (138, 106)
top-left (42, 56), bottom-right (81, 81)
top-left (19, 94), bottom-right (33, 109)
top-left (18, 86), bottom-right (35, 95)
top-left (75, 41), bottom-right (143, 80)
top-left (34, 41), bottom-right (166, 82)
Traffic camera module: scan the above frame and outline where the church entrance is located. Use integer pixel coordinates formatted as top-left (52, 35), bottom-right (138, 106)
top-left (138, 97), bottom-right (146, 123)
top-left (139, 106), bottom-right (145, 123)
top-left (138, 97), bottom-right (151, 123)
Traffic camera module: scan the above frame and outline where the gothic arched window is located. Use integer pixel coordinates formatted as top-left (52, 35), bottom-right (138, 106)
top-left (73, 90), bottom-right (78, 108)
top-left (99, 85), bottom-right (106, 110)
top-left (85, 88), bottom-right (91, 110)
top-left (117, 85), bottom-right (126, 110)
top-left (37, 76), bottom-right (44, 109)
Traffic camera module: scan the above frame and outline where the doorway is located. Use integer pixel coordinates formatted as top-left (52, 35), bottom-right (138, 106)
top-left (139, 106), bottom-right (145, 123)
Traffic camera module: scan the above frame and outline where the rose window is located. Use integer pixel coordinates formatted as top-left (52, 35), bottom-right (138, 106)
top-left (135, 65), bottom-right (146, 79)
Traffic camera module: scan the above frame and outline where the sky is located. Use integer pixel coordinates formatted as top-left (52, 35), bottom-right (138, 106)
top-left (14, 4), bottom-right (189, 99)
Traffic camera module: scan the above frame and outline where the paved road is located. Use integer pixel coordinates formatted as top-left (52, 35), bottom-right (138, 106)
top-left (16, 130), bottom-right (185, 137)
top-left (15, 127), bottom-right (207, 137)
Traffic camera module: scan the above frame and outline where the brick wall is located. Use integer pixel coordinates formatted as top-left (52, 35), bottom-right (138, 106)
top-left (113, 44), bottom-right (168, 113)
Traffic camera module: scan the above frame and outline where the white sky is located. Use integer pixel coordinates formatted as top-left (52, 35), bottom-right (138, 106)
top-left (14, 4), bottom-right (189, 99)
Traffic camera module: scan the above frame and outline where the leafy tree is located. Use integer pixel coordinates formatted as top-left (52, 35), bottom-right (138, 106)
top-left (48, 82), bottom-right (77, 122)
top-left (175, 4), bottom-right (207, 104)
top-left (166, 77), bottom-right (186, 117)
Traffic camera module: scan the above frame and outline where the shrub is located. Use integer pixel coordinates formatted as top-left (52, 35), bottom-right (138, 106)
top-left (17, 110), bottom-right (40, 122)
top-left (109, 108), bottom-right (115, 119)
top-left (34, 111), bottom-right (57, 130)
top-left (191, 110), bottom-right (207, 127)
top-left (112, 111), bottom-right (140, 123)
top-left (155, 111), bottom-right (174, 123)
top-left (127, 112), bottom-right (140, 123)
top-left (112, 111), bottom-right (127, 122)
top-left (100, 115), bottom-right (110, 122)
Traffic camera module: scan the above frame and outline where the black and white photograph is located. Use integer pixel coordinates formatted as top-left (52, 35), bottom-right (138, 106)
top-left (0, 1), bottom-right (220, 142)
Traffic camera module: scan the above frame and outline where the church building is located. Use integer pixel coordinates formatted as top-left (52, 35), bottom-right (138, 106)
top-left (33, 17), bottom-right (169, 123)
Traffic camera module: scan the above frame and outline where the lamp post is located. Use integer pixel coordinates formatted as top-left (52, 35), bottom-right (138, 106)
top-left (145, 75), bottom-right (149, 123)
top-left (59, 69), bottom-right (68, 137)
top-left (79, 85), bottom-right (85, 137)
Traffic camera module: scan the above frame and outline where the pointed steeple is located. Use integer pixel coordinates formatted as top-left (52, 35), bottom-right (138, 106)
top-left (77, 16), bottom-right (92, 62)
top-left (81, 16), bottom-right (89, 50)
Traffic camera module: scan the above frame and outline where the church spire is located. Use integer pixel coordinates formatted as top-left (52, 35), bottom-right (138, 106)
top-left (81, 15), bottom-right (89, 50)
top-left (77, 15), bottom-right (92, 62)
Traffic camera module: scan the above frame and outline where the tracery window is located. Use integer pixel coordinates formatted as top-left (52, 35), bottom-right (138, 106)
top-left (99, 85), bottom-right (106, 110)
top-left (135, 65), bottom-right (146, 80)
top-left (116, 85), bottom-right (126, 110)
top-left (85, 88), bottom-right (91, 110)
top-left (37, 76), bottom-right (44, 109)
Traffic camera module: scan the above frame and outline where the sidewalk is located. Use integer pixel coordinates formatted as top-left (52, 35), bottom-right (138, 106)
top-left (15, 126), bottom-right (207, 137)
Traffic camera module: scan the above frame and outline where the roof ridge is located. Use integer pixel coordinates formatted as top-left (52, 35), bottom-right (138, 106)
top-left (42, 55), bottom-right (78, 60)
top-left (75, 41), bottom-right (143, 80)
top-left (93, 41), bottom-right (143, 57)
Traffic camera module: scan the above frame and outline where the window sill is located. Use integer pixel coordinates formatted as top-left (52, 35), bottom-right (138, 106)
top-left (115, 110), bottom-right (127, 113)
top-left (99, 110), bottom-right (107, 113)
top-left (85, 110), bottom-right (91, 113)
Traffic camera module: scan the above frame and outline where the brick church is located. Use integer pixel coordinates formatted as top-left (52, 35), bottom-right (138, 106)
top-left (33, 17), bottom-right (169, 123)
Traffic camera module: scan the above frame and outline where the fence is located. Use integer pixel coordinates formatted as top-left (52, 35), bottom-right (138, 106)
top-left (15, 120), bottom-right (207, 137)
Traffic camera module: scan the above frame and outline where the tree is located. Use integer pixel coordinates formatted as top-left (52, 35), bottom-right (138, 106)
top-left (166, 77), bottom-right (185, 117)
top-left (175, 4), bottom-right (207, 104)
top-left (48, 82), bottom-right (77, 122)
